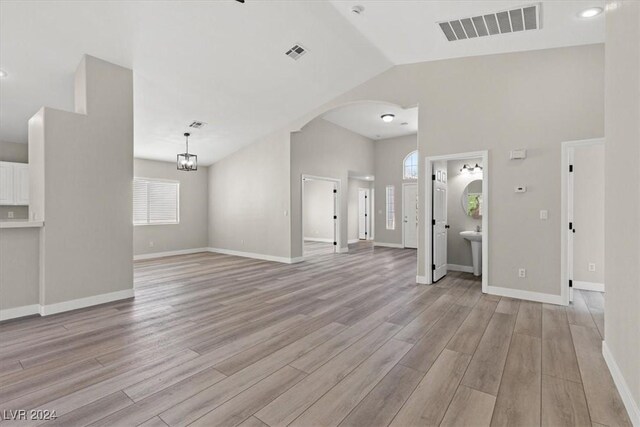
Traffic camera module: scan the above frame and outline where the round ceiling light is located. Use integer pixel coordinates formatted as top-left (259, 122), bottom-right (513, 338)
top-left (579, 7), bottom-right (603, 18)
top-left (381, 114), bottom-right (395, 123)
top-left (0, 69), bottom-right (7, 78)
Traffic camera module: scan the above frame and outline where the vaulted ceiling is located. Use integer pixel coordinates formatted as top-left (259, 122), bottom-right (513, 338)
top-left (0, 1), bottom-right (604, 165)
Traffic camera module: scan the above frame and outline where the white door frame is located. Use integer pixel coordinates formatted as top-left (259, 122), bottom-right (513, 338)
top-left (358, 187), bottom-right (371, 240)
top-left (402, 182), bottom-right (418, 248)
top-left (301, 174), bottom-right (342, 255)
top-left (424, 151), bottom-right (489, 294)
top-left (561, 138), bottom-right (604, 306)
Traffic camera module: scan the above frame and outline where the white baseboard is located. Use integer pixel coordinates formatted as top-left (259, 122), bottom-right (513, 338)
top-left (448, 264), bottom-right (474, 273)
top-left (574, 280), bottom-right (605, 292)
top-left (134, 247), bottom-right (209, 261)
top-left (348, 239), bottom-right (359, 244)
top-left (603, 341), bottom-right (640, 426)
top-left (337, 246), bottom-right (349, 254)
top-left (373, 242), bottom-right (403, 248)
top-left (208, 247), bottom-right (301, 264)
top-left (303, 237), bottom-right (334, 243)
top-left (416, 275), bottom-right (429, 284)
top-left (0, 304), bottom-right (40, 321)
top-left (40, 288), bottom-right (134, 316)
top-left (486, 285), bottom-right (563, 305)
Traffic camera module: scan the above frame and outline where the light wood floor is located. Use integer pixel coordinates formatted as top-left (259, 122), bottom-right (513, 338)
top-left (0, 243), bottom-right (631, 426)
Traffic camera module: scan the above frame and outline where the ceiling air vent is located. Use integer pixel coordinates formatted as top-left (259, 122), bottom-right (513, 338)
top-left (438, 4), bottom-right (540, 42)
top-left (285, 44), bottom-right (308, 61)
top-left (189, 121), bottom-right (206, 129)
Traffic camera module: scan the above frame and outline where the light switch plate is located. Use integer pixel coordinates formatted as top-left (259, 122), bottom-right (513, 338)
top-left (589, 263), bottom-right (596, 272)
top-left (510, 149), bottom-right (527, 160)
top-left (540, 210), bottom-right (548, 220)
top-left (7, 211), bottom-right (14, 219)
top-left (515, 186), bottom-right (527, 193)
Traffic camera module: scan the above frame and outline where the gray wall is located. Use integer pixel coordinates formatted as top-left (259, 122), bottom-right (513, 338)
top-left (303, 179), bottom-right (334, 242)
top-left (447, 158), bottom-right (482, 268)
top-left (134, 159), bottom-right (209, 256)
top-left (0, 140), bottom-right (29, 219)
top-left (28, 55), bottom-right (133, 306)
top-left (290, 118), bottom-right (374, 256)
top-left (573, 144), bottom-right (604, 284)
top-left (604, 0), bottom-right (640, 415)
top-left (0, 228), bottom-right (39, 310)
top-left (208, 129), bottom-right (292, 259)
top-left (373, 134), bottom-right (417, 245)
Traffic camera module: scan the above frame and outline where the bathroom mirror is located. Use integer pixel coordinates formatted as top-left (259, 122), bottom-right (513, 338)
top-left (461, 179), bottom-right (483, 218)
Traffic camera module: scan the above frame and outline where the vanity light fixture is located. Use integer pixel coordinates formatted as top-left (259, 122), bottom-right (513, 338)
top-left (381, 114), bottom-right (395, 123)
top-left (177, 132), bottom-right (198, 171)
top-left (578, 7), bottom-right (603, 18)
top-left (460, 163), bottom-right (483, 173)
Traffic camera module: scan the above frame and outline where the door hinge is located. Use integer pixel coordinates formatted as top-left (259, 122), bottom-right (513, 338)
top-left (333, 189), bottom-right (337, 194)
top-left (333, 241), bottom-right (337, 246)
top-left (364, 214), bottom-right (367, 217)
top-left (333, 215), bottom-right (337, 220)
top-left (569, 164), bottom-right (574, 173)
top-left (432, 264), bottom-right (436, 271)
top-left (432, 174), bottom-right (436, 181)
top-left (569, 222), bottom-right (573, 230)
top-left (432, 219), bottom-right (436, 226)
top-left (569, 279), bottom-right (573, 288)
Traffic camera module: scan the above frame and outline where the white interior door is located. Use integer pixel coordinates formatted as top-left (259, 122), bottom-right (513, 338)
top-left (403, 184), bottom-right (418, 248)
top-left (568, 148), bottom-right (575, 303)
top-left (0, 162), bottom-right (15, 205)
top-left (433, 166), bottom-right (448, 282)
top-left (358, 188), bottom-right (369, 240)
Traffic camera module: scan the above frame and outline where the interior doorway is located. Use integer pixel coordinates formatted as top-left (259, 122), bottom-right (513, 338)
top-left (302, 175), bottom-right (339, 258)
top-left (358, 188), bottom-right (370, 240)
top-left (562, 138), bottom-right (605, 304)
top-left (402, 183), bottom-right (418, 249)
top-left (424, 151), bottom-right (489, 293)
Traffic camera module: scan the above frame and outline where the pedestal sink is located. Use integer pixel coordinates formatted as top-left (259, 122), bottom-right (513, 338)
top-left (460, 231), bottom-right (482, 276)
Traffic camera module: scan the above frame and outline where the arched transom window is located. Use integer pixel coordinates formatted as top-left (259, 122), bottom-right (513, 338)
top-left (403, 150), bottom-right (418, 180)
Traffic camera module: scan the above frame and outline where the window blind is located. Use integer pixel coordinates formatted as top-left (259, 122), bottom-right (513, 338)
top-left (133, 178), bottom-right (179, 225)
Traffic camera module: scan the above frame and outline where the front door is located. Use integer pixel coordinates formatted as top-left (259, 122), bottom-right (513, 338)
top-left (433, 165), bottom-right (448, 282)
top-left (403, 184), bottom-right (418, 248)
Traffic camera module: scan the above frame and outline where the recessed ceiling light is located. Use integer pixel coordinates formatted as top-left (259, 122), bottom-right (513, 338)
top-left (381, 114), bottom-right (395, 123)
top-left (579, 7), bottom-right (603, 18)
top-left (0, 69), bottom-right (7, 78)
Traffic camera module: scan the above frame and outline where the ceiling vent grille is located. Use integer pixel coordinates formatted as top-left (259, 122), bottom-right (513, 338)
top-left (285, 44), bottom-right (307, 61)
top-left (438, 4), bottom-right (540, 42)
top-left (189, 121), bottom-right (206, 129)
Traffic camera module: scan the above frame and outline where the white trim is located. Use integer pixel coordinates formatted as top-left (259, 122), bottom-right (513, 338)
top-left (40, 289), bottom-right (134, 316)
top-left (133, 247), bottom-right (209, 261)
top-left (603, 341), bottom-right (640, 427)
top-left (0, 221), bottom-right (44, 229)
top-left (573, 280), bottom-right (605, 292)
top-left (416, 275), bottom-right (429, 284)
top-left (402, 182), bottom-right (418, 249)
top-left (561, 138), bottom-right (605, 306)
top-left (304, 237), bottom-right (334, 243)
top-left (424, 150), bottom-right (489, 295)
top-left (337, 246), bottom-right (349, 254)
top-left (486, 285), bottom-right (563, 305)
top-left (348, 239), bottom-right (360, 244)
top-left (373, 241), bottom-right (404, 248)
top-left (358, 187), bottom-right (371, 241)
top-left (208, 247), bottom-right (303, 264)
top-left (447, 263), bottom-right (474, 273)
top-left (0, 304), bottom-right (40, 321)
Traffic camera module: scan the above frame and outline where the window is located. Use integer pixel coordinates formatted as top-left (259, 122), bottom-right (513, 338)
top-left (133, 178), bottom-right (180, 225)
top-left (403, 150), bottom-right (418, 180)
top-left (386, 185), bottom-right (395, 230)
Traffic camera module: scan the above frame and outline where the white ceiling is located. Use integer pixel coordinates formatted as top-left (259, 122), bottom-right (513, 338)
top-left (328, 0), bottom-right (605, 64)
top-left (1, 1), bottom-right (604, 165)
top-left (0, 1), bottom-right (391, 165)
top-left (322, 103), bottom-right (418, 140)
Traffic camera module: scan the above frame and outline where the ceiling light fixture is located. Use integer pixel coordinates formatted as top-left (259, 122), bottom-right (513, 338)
top-left (460, 163), bottom-right (483, 174)
top-left (578, 7), bottom-right (603, 18)
top-left (177, 132), bottom-right (198, 171)
top-left (0, 69), bottom-right (7, 78)
top-left (381, 114), bottom-right (395, 123)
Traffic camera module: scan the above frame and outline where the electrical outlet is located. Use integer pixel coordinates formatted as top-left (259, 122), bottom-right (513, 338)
top-left (588, 263), bottom-right (596, 272)
top-left (518, 268), bottom-right (526, 278)
top-left (7, 211), bottom-right (14, 219)
top-left (148, 241), bottom-right (154, 248)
